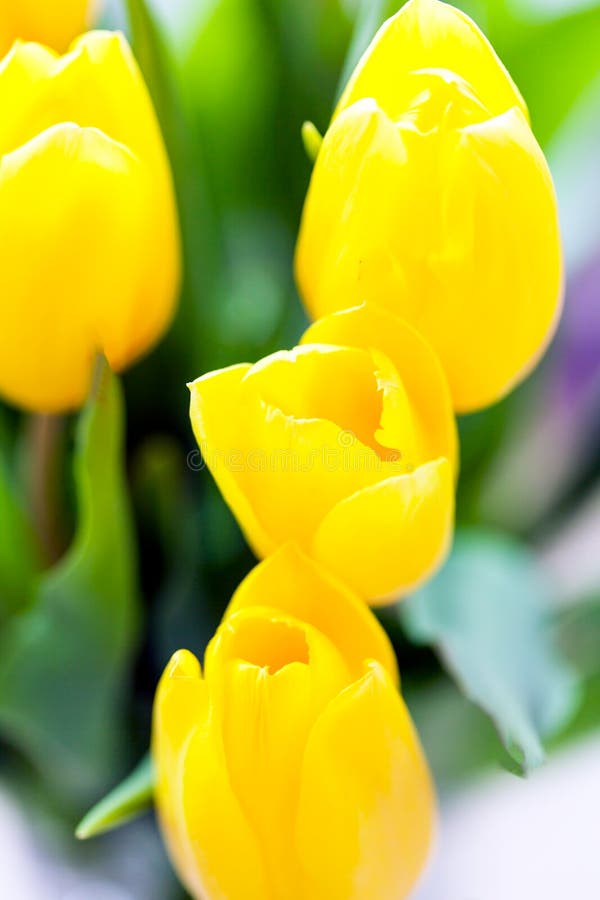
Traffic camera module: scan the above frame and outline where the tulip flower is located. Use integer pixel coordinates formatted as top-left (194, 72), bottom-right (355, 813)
top-left (0, 1), bottom-right (99, 56)
top-left (153, 544), bottom-right (435, 900)
top-left (0, 31), bottom-right (180, 412)
top-left (189, 305), bottom-right (456, 602)
top-left (295, 0), bottom-right (563, 413)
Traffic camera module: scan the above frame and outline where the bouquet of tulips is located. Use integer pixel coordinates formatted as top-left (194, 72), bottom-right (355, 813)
top-left (1, 1), bottom-right (596, 898)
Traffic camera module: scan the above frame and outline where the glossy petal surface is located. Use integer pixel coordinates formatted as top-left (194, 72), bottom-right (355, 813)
top-left (0, 32), bottom-right (180, 411)
top-left (296, 661), bottom-right (435, 900)
top-left (313, 459), bottom-right (454, 602)
top-left (0, 0), bottom-right (95, 55)
top-left (335, 0), bottom-right (525, 122)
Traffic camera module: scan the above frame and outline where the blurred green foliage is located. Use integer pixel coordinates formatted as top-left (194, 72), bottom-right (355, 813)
top-left (403, 530), bottom-right (579, 773)
top-left (0, 364), bottom-right (139, 803)
top-left (0, 7), bottom-right (598, 891)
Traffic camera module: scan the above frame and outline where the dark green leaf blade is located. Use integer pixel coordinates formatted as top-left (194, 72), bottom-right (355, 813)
top-left (402, 530), bottom-right (580, 773)
top-left (76, 753), bottom-right (154, 840)
top-left (0, 364), bottom-right (139, 801)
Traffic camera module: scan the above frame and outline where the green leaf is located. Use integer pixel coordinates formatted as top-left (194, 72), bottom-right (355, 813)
top-left (502, 6), bottom-right (600, 148)
top-left (301, 121), bottom-right (323, 162)
top-left (0, 363), bottom-right (139, 801)
top-left (402, 530), bottom-right (580, 772)
top-left (76, 753), bottom-right (154, 840)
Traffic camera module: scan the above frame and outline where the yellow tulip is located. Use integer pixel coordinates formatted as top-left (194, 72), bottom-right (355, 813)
top-left (0, 31), bottom-right (180, 412)
top-left (153, 544), bottom-right (435, 900)
top-left (189, 305), bottom-right (456, 603)
top-left (0, 1), bottom-right (98, 56)
top-left (295, 0), bottom-right (563, 413)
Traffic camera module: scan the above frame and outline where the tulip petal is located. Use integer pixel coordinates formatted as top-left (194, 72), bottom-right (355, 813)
top-left (297, 93), bottom-right (562, 412)
top-left (3, 32), bottom-right (163, 167)
top-left (205, 607), bottom-right (352, 726)
top-left (205, 607), bottom-right (351, 896)
top-left (395, 105), bottom-right (563, 412)
top-left (0, 0), bottom-right (94, 57)
top-left (296, 100), bottom-right (409, 325)
top-left (241, 345), bottom-right (415, 545)
top-left (0, 122), bottom-right (162, 411)
top-left (226, 543), bottom-right (399, 683)
top-left (153, 650), bottom-right (269, 900)
top-left (60, 32), bottom-right (169, 175)
top-left (335, 0), bottom-right (526, 122)
top-left (312, 458), bottom-right (454, 603)
top-left (179, 719), bottom-right (269, 900)
top-left (302, 304), bottom-right (458, 474)
top-left (0, 33), bottom-right (172, 181)
top-left (431, 107), bottom-right (563, 411)
top-left (244, 344), bottom-right (384, 452)
top-left (0, 33), bottom-right (180, 410)
top-left (296, 661), bottom-right (435, 900)
top-left (189, 364), bottom-right (276, 558)
top-left (0, 43), bottom-right (57, 154)
top-left (152, 651), bottom-right (212, 900)
top-left (190, 347), bottom-right (410, 558)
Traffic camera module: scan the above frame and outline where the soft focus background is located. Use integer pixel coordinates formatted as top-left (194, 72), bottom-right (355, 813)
top-left (1, 0), bottom-right (599, 896)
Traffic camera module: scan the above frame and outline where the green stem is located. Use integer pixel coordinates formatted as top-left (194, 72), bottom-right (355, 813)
top-left (25, 412), bottom-right (67, 566)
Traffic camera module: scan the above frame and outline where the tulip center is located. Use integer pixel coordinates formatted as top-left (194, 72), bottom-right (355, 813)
top-left (226, 616), bottom-right (310, 674)
top-left (248, 345), bottom-right (405, 462)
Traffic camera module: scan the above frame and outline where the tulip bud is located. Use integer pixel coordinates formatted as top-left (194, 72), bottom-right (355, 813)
top-left (295, 0), bottom-right (563, 413)
top-left (0, 1), bottom-right (99, 56)
top-left (0, 31), bottom-right (180, 412)
top-left (153, 544), bottom-right (435, 900)
top-left (189, 305), bottom-right (456, 603)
